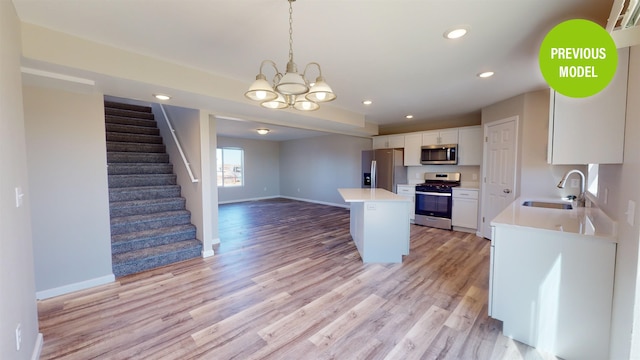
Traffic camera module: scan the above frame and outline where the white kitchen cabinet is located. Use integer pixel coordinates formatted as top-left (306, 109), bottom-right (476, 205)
top-left (422, 129), bottom-right (458, 146)
top-left (373, 134), bottom-right (405, 149)
top-left (396, 184), bottom-right (415, 221)
top-left (490, 222), bottom-right (616, 360)
top-left (457, 126), bottom-right (483, 166)
top-left (547, 47), bottom-right (629, 165)
top-left (403, 133), bottom-right (422, 166)
top-left (452, 188), bottom-right (478, 230)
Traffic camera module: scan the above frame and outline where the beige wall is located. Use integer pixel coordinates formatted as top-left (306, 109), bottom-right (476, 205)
top-left (595, 45), bottom-right (640, 360)
top-left (0, 2), bottom-right (41, 358)
top-left (24, 86), bottom-right (113, 297)
top-left (481, 90), bottom-right (586, 200)
top-left (379, 112), bottom-right (481, 135)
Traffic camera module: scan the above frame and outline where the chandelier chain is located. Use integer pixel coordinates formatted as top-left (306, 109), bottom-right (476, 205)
top-left (288, 0), bottom-right (294, 63)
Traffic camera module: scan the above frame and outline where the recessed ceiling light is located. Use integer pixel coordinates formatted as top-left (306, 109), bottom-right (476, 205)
top-left (405, 115), bottom-right (414, 119)
top-left (153, 94), bottom-right (171, 100)
top-left (477, 71), bottom-right (495, 78)
top-left (256, 128), bottom-right (270, 135)
top-left (362, 100), bottom-right (373, 105)
top-left (444, 26), bottom-right (469, 39)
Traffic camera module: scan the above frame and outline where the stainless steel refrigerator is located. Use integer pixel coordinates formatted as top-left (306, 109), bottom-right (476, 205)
top-left (362, 149), bottom-right (407, 192)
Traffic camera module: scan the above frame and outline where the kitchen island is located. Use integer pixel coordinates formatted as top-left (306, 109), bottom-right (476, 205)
top-left (338, 188), bottom-right (411, 263)
top-left (490, 197), bottom-right (617, 360)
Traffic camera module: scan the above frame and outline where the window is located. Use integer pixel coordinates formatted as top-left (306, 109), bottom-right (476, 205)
top-left (587, 163), bottom-right (599, 196)
top-left (217, 148), bottom-right (244, 187)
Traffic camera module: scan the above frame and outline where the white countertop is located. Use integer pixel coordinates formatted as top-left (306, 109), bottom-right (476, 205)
top-left (338, 188), bottom-right (411, 202)
top-left (491, 197), bottom-right (617, 242)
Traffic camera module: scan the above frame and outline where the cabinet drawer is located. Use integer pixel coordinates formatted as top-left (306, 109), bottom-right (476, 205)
top-left (396, 186), bottom-right (415, 195)
top-left (452, 189), bottom-right (478, 199)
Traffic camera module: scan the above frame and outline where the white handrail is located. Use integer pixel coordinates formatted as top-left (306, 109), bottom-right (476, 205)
top-left (158, 104), bottom-right (199, 183)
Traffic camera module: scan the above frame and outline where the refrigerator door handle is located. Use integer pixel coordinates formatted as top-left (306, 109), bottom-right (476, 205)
top-left (370, 160), bottom-right (377, 189)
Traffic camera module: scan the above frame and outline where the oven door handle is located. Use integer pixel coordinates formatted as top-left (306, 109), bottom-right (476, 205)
top-left (415, 191), bottom-right (452, 197)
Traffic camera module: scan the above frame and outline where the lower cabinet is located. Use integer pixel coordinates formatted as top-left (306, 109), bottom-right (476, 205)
top-left (490, 225), bottom-right (616, 360)
top-left (452, 188), bottom-right (478, 230)
top-left (396, 185), bottom-right (415, 222)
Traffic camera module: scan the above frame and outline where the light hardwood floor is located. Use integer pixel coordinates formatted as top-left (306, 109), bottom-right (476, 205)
top-left (38, 198), bottom-right (559, 359)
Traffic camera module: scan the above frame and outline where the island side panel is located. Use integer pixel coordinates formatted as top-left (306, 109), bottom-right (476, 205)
top-left (360, 200), bottom-right (408, 263)
top-left (349, 201), bottom-right (365, 256)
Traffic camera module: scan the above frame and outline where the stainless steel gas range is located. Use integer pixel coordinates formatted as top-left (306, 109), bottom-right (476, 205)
top-left (414, 172), bottom-right (461, 230)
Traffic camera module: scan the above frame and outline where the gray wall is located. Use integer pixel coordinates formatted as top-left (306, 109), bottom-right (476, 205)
top-left (0, 2), bottom-right (41, 358)
top-left (280, 133), bottom-right (372, 206)
top-left (153, 103), bottom-right (207, 250)
top-left (481, 89), bottom-right (585, 200)
top-left (595, 44), bottom-right (640, 360)
top-left (24, 85), bottom-right (113, 297)
top-left (217, 136), bottom-right (280, 203)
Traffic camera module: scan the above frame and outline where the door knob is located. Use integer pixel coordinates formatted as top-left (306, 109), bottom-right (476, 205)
top-left (503, 189), bottom-right (511, 194)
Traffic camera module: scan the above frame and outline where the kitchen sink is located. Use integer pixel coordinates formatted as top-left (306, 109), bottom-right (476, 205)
top-left (522, 201), bottom-right (573, 210)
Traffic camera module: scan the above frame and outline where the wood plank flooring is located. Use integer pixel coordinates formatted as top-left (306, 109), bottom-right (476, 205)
top-left (37, 198), bottom-right (560, 359)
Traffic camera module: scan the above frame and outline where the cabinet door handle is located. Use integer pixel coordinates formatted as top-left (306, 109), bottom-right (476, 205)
top-left (503, 189), bottom-right (511, 194)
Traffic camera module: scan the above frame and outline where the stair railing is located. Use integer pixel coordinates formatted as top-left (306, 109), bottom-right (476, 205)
top-left (158, 104), bottom-right (199, 183)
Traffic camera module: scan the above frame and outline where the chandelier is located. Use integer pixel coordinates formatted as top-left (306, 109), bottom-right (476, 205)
top-left (244, 0), bottom-right (336, 111)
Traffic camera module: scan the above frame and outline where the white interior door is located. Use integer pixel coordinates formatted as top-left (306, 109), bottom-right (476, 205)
top-left (482, 117), bottom-right (518, 239)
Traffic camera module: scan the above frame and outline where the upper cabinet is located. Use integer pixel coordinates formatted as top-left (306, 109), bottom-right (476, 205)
top-left (373, 134), bottom-right (405, 149)
top-left (457, 126), bottom-right (483, 166)
top-left (403, 133), bottom-right (422, 166)
top-left (422, 129), bottom-right (459, 146)
top-left (547, 47), bottom-right (629, 165)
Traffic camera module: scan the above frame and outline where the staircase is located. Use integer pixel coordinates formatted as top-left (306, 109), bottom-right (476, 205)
top-left (105, 100), bottom-right (202, 277)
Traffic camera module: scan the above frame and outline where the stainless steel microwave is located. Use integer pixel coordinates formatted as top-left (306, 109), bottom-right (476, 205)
top-left (420, 144), bottom-right (458, 165)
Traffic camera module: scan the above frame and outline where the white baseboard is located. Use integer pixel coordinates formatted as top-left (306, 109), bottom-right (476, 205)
top-left (218, 195), bottom-right (279, 205)
top-left (218, 196), bottom-right (349, 209)
top-left (202, 246), bottom-right (215, 258)
top-left (36, 274), bottom-right (115, 300)
top-left (280, 196), bottom-right (349, 209)
top-left (31, 333), bottom-right (43, 360)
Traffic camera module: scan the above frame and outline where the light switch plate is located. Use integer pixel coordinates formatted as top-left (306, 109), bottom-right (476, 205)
top-left (627, 200), bottom-right (636, 226)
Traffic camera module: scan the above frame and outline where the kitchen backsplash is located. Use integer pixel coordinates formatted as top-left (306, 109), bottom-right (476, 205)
top-left (406, 165), bottom-right (480, 187)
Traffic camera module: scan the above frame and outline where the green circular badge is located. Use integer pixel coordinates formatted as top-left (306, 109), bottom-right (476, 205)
top-left (539, 19), bottom-right (617, 98)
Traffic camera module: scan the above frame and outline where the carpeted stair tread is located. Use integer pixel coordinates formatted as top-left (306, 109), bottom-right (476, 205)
top-left (106, 132), bottom-right (163, 144)
top-left (105, 107), bottom-right (155, 120)
top-left (107, 152), bottom-right (169, 163)
top-left (110, 210), bottom-right (192, 235)
top-left (109, 185), bottom-right (182, 202)
top-left (109, 197), bottom-right (187, 217)
top-left (106, 123), bottom-right (160, 136)
top-left (111, 240), bottom-right (202, 277)
top-left (107, 163), bottom-right (173, 175)
top-left (105, 115), bottom-right (157, 128)
top-left (104, 101), bottom-right (152, 113)
top-left (112, 224), bottom-right (195, 243)
top-left (107, 141), bottom-right (166, 153)
top-left (111, 225), bottom-right (196, 254)
top-left (108, 174), bottom-right (177, 188)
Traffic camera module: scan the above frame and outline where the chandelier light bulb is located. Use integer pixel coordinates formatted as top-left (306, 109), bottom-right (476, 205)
top-left (256, 90), bottom-right (267, 100)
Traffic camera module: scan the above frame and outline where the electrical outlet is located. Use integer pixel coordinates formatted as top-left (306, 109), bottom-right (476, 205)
top-left (472, 173), bottom-right (478, 181)
top-left (15, 323), bottom-right (21, 351)
top-left (627, 200), bottom-right (636, 226)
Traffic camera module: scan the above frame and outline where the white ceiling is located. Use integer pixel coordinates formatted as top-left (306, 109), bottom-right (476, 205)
top-left (12, 0), bottom-right (614, 140)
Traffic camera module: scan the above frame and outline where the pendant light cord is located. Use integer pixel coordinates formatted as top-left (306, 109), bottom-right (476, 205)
top-left (288, 0), bottom-right (294, 63)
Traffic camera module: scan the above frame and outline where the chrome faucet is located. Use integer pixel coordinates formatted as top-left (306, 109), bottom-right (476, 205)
top-left (557, 169), bottom-right (585, 206)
